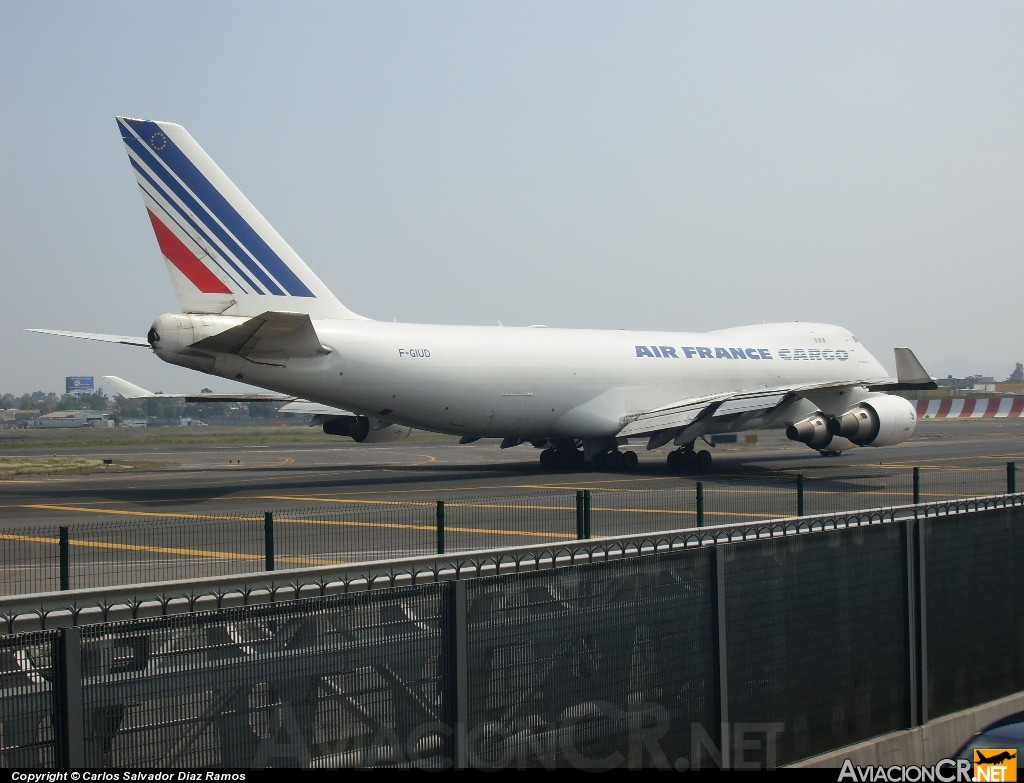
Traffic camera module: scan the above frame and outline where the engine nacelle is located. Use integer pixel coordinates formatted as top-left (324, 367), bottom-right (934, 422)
top-left (785, 414), bottom-right (834, 449)
top-left (323, 415), bottom-right (413, 443)
top-left (825, 395), bottom-right (917, 447)
top-left (785, 414), bottom-right (859, 454)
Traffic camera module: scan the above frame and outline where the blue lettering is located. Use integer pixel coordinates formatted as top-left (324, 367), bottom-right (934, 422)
top-left (697, 347), bottom-right (713, 359)
top-left (729, 347), bottom-right (746, 359)
top-left (745, 347), bottom-right (761, 360)
top-left (660, 345), bottom-right (678, 358)
top-left (836, 349), bottom-right (849, 361)
top-left (759, 348), bottom-right (773, 360)
top-left (809, 349), bottom-right (821, 360)
top-left (821, 349), bottom-right (834, 360)
top-left (715, 347), bottom-right (731, 359)
top-left (636, 346), bottom-right (655, 358)
top-left (682, 346), bottom-right (697, 358)
top-left (779, 348), bottom-right (791, 360)
top-left (793, 348), bottom-right (808, 360)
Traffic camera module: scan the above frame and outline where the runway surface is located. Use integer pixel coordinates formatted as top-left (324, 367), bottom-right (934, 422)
top-left (2, 418), bottom-right (1021, 526)
top-left (1, 418), bottom-right (1021, 596)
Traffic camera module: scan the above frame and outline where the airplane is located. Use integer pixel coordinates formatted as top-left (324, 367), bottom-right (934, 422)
top-left (29, 116), bottom-right (936, 473)
top-left (976, 750), bottom-right (1017, 765)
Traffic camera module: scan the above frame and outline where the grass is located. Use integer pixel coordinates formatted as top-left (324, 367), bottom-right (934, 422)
top-left (0, 424), bottom-right (349, 450)
top-left (0, 425), bottom-right (454, 477)
top-left (0, 455), bottom-right (115, 477)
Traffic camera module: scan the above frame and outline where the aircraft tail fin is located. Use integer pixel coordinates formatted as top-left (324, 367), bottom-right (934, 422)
top-left (116, 116), bottom-right (365, 321)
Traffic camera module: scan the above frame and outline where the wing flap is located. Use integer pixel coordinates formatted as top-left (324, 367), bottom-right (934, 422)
top-left (276, 401), bottom-right (354, 416)
top-left (619, 387), bottom-right (798, 439)
top-left (618, 394), bottom-right (732, 438)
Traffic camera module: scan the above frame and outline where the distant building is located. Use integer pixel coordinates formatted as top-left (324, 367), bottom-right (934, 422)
top-left (1, 409), bottom-right (42, 430)
top-left (34, 410), bottom-right (113, 428)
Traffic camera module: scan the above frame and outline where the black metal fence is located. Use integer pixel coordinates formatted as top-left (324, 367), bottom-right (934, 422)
top-left (2, 463), bottom-right (1018, 596)
top-left (2, 499), bottom-right (1021, 769)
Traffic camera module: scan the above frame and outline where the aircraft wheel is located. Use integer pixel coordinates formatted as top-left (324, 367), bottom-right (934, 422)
top-left (608, 450), bottom-right (624, 471)
top-left (621, 450), bottom-right (639, 472)
top-left (591, 450), bottom-right (609, 471)
top-left (666, 449), bottom-right (683, 472)
top-left (696, 449), bottom-right (712, 471)
top-left (540, 448), bottom-right (556, 469)
top-left (550, 448), bottom-right (583, 471)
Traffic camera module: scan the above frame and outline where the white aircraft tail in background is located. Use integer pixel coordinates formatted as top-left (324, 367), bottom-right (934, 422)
top-left (29, 117), bottom-right (936, 472)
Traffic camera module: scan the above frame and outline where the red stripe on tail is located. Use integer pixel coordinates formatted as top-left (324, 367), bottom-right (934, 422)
top-left (147, 210), bottom-right (231, 294)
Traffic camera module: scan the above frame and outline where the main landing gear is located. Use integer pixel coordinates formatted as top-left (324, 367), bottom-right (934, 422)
top-left (539, 446), bottom-right (585, 471)
top-left (538, 442), bottom-right (639, 473)
top-left (591, 448), bottom-right (639, 473)
top-left (666, 445), bottom-right (713, 474)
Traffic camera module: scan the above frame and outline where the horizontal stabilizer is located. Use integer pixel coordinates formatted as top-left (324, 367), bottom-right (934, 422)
top-left (26, 329), bottom-right (151, 348)
top-left (189, 312), bottom-right (329, 359)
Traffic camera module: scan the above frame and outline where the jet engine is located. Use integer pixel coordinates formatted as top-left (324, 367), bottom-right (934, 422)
top-left (785, 414), bottom-right (834, 450)
top-left (825, 395), bottom-right (917, 447)
top-left (323, 415), bottom-right (413, 443)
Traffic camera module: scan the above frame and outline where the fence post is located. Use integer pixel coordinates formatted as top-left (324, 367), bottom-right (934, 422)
top-left (55, 626), bottom-right (84, 767)
top-left (1009, 462), bottom-right (1017, 494)
top-left (712, 546), bottom-right (730, 769)
top-left (796, 474), bottom-right (805, 517)
top-left (696, 482), bottom-right (704, 527)
top-left (59, 526), bottom-right (70, 591)
top-left (444, 579), bottom-right (469, 768)
top-left (583, 490), bottom-right (592, 539)
top-left (576, 490), bottom-right (585, 540)
top-left (903, 518), bottom-right (922, 730)
top-left (437, 500), bottom-right (446, 555)
top-left (264, 512), bottom-right (275, 572)
top-left (913, 467), bottom-right (920, 505)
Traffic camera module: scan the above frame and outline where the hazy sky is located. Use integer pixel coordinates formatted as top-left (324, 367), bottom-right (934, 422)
top-left (2, 1), bottom-right (1022, 396)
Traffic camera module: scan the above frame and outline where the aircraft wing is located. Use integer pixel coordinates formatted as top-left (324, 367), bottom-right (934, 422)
top-left (619, 347), bottom-right (936, 446)
top-left (101, 376), bottom-right (361, 419)
top-left (276, 400), bottom-right (354, 416)
top-left (26, 329), bottom-right (151, 348)
top-left (618, 388), bottom-right (792, 443)
top-left (866, 347), bottom-right (937, 391)
top-left (101, 375), bottom-right (296, 403)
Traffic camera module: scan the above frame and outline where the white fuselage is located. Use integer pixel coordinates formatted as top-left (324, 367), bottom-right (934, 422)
top-left (153, 317), bottom-right (887, 441)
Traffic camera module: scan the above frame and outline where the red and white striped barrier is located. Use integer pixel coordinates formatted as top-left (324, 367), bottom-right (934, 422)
top-left (914, 398), bottom-right (1024, 419)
